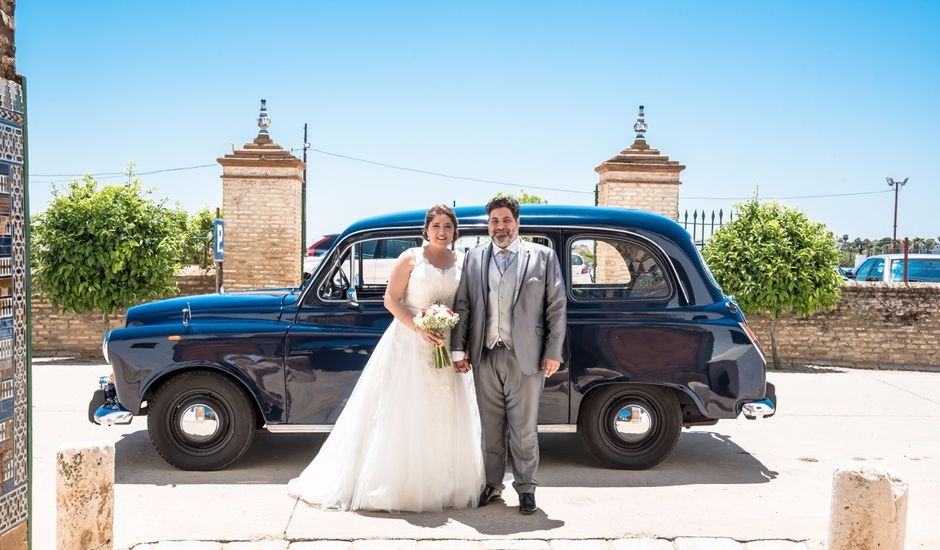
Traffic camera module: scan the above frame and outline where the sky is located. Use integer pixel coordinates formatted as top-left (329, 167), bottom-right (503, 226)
top-left (16, 1), bottom-right (940, 245)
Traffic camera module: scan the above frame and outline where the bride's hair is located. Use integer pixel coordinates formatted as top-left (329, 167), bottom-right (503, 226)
top-left (423, 204), bottom-right (459, 242)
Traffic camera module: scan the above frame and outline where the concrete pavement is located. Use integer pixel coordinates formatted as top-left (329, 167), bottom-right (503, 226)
top-left (31, 361), bottom-right (940, 549)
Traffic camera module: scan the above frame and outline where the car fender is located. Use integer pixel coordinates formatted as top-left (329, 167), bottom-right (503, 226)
top-left (139, 361), bottom-right (271, 424)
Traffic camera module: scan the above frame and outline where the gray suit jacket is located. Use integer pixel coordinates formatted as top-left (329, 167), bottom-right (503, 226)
top-left (453, 240), bottom-right (567, 375)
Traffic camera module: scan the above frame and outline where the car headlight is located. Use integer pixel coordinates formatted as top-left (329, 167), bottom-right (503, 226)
top-left (102, 330), bottom-right (111, 365)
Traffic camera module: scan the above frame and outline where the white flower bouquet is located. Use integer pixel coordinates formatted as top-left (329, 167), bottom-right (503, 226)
top-left (413, 303), bottom-right (460, 369)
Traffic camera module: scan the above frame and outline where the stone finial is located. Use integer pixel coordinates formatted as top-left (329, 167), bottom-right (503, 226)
top-left (254, 99), bottom-right (273, 145)
top-left (631, 105), bottom-right (650, 150)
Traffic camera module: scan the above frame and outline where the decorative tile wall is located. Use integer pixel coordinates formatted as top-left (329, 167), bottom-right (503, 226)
top-left (0, 76), bottom-right (26, 535)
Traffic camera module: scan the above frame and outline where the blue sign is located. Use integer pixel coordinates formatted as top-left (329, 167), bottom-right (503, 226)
top-left (213, 219), bottom-right (224, 261)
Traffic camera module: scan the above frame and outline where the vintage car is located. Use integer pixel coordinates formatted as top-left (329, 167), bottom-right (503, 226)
top-left (91, 205), bottom-right (776, 471)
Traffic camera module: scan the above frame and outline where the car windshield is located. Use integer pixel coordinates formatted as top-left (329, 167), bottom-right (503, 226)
top-left (889, 259), bottom-right (940, 282)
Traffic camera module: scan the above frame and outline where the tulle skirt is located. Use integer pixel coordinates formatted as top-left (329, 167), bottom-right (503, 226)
top-left (287, 318), bottom-right (485, 512)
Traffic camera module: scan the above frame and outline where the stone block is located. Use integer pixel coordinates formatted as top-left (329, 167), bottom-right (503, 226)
top-left (415, 541), bottom-right (484, 550)
top-left (744, 542), bottom-right (806, 550)
top-left (136, 543), bottom-right (223, 550)
top-left (287, 542), bottom-right (352, 550)
top-left (56, 441), bottom-right (114, 550)
top-left (351, 541), bottom-right (417, 550)
top-left (223, 541), bottom-right (290, 549)
top-left (610, 539), bottom-right (674, 550)
top-left (481, 541), bottom-right (550, 550)
top-left (674, 538), bottom-right (743, 550)
top-left (549, 540), bottom-right (610, 550)
top-left (828, 462), bottom-right (907, 550)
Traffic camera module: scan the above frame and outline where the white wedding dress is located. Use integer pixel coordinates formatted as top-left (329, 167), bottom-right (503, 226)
top-left (288, 247), bottom-right (485, 512)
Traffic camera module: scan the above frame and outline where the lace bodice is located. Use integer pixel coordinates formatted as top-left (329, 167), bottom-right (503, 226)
top-left (402, 247), bottom-right (461, 312)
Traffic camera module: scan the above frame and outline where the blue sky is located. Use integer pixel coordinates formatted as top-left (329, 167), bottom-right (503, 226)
top-left (16, 1), bottom-right (940, 243)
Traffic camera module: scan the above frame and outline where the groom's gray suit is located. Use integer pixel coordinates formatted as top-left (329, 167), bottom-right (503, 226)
top-left (452, 239), bottom-right (566, 494)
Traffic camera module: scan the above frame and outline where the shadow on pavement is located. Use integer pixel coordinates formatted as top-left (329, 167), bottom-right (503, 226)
top-left (116, 429), bottom-right (776, 488)
top-left (358, 501), bottom-right (567, 535)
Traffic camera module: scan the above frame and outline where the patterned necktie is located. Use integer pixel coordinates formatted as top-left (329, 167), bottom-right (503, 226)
top-left (497, 249), bottom-right (511, 274)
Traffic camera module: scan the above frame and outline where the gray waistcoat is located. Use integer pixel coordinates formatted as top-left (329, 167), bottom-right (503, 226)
top-left (485, 254), bottom-right (517, 348)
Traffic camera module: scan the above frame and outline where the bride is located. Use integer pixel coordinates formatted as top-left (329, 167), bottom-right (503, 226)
top-left (288, 204), bottom-right (485, 512)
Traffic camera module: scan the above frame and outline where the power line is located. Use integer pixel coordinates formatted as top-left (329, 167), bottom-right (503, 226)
top-left (297, 146), bottom-right (594, 195)
top-left (28, 151), bottom-right (899, 202)
top-left (683, 189), bottom-right (895, 200)
top-left (29, 163), bottom-right (219, 184)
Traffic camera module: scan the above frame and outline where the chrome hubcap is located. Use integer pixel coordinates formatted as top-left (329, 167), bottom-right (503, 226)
top-left (614, 404), bottom-right (652, 441)
top-left (179, 403), bottom-right (220, 441)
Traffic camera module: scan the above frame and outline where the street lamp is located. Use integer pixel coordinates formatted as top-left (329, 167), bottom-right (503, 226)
top-left (886, 177), bottom-right (909, 253)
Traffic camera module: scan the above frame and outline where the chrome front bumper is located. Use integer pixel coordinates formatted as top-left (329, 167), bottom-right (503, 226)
top-left (90, 375), bottom-right (134, 426)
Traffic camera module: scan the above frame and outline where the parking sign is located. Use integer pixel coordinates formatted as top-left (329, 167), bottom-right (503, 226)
top-left (214, 219), bottom-right (224, 261)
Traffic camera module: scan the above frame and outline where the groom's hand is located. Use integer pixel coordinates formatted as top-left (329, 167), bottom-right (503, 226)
top-left (454, 359), bottom-right (472, 373)
top-left (541, 358), bottom-right (561, 378)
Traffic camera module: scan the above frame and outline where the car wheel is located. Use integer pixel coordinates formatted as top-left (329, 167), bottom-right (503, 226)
top-left (148, 371), bottom-right (256, 471)
top-left (578, 384), bottom-right (681, 469)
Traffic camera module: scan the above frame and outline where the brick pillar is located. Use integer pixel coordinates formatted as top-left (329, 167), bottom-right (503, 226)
top-left (217, 100), bottom-right (305, 290)
top-left (595, 106), bottom-right (685, 221)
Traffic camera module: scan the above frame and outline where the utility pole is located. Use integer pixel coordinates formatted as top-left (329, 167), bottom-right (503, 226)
top-left (886, 177), bottom-right (909, 253)
top-left (301, 123), bottom-right (310, 279)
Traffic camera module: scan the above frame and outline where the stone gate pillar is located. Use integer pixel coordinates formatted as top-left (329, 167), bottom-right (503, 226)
top-left (217, 100), bottom-right (305, 290)
top-left (595, 106), bottom-right (685, 220)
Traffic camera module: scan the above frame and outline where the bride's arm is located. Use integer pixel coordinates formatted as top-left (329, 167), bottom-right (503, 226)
top-left (384, 251), bottom-right (442, 345)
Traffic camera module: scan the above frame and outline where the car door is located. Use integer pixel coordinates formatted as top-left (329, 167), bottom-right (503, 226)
top-left (563, 230), bottom-right (719, 418)
top-left (283, 234), bottom-right (407, 425)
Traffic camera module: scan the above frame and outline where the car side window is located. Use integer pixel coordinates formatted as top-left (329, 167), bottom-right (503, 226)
top-left (568, 236), bottom-right (671, 301)
top-left (853, 259), bottom-right (873, 281)
top-left (317, 246), bottom-right (353, 301)
top-left (869, 259), bottom-right (885, 281)
top-left (316, 236), bottom-right (425, 303)
top-left (380, 238), bottom-right (421, 259)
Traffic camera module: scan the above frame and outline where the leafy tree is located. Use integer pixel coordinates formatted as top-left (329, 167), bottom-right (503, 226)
top-left (180, 208), bottom-right (216, 269)
top-left (702, 199), bottom-right (842, 368)
top-left (31, 176), bottom-right (184, 330)
top-left (495, 191), bottom-right (548, 205)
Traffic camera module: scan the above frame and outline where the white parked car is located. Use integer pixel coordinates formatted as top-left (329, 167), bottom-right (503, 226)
top-left (303, 234), bottom-right (339, 278)
top-left (571, 253), bottom-right (594, 284)
top-left (850, 254), bottom-right (940, 282)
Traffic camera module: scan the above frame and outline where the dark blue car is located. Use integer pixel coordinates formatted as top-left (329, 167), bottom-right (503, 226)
top-left (91, 205), bottom-right (776, 471)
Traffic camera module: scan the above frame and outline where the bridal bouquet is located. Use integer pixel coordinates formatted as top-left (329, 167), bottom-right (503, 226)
top-left (414, 303), bottom-right (460, 369)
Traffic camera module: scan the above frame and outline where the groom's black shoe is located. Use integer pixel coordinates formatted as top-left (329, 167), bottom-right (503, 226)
top-left (478, 485), bottom-right (503, 507)
top-left (519, 492), bottom-right (537, 514)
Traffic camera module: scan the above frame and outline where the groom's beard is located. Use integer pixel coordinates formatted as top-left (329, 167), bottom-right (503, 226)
top-left (491, 230), bottom-right (516, 247)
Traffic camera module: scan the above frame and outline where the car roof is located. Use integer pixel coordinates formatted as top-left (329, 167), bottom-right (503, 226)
top-left (339, 204), bottom-right (692, 244)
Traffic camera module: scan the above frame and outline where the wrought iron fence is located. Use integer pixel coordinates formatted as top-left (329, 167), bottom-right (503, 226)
top-left (682, 209), bottom-right (733, 249)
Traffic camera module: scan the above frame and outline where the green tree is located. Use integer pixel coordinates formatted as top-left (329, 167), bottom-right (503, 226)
top-left (180, 208), bottom-right (216, 268)
top-left (31, 176), bottom-right (184, 331)
top-left (702, 199), bottom-right (842, 368)
top-left (495, 190), bottom-right (548, 204)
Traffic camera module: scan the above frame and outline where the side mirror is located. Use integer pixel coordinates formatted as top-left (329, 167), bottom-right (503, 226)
top-left (347, 287), bottom-right (359, 307)
top-left (846, 272), bottom-right (855, 279)
top-left (347, 274), bottom-right (362, 308)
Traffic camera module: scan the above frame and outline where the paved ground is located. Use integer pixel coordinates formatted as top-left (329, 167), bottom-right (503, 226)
top-left (31, 362), bottom-right (940, 549)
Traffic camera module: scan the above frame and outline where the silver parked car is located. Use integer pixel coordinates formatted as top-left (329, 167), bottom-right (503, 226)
top-left (850, 254), bottom-right (940, 282)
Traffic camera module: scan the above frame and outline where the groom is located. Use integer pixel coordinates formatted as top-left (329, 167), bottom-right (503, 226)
top-left (452, 195), bottom-right (567, 514)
